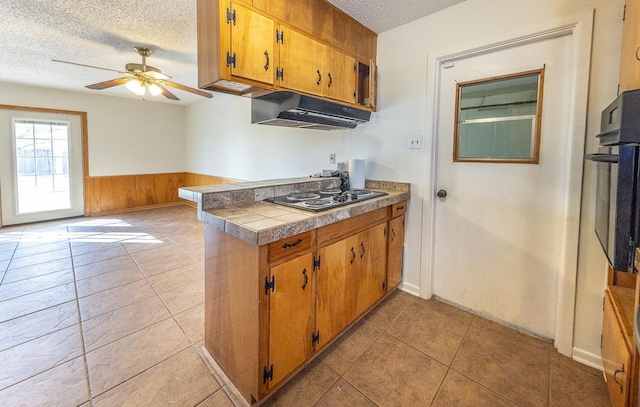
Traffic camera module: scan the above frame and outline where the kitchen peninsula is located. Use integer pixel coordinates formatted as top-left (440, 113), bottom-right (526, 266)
top-left (179, 177), bottom-right (409, 404)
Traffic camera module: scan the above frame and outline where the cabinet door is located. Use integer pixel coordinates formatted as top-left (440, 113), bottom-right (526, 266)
top-left (316, 236), bottom-right (357, 349)
top-left (323, 47), bottom-right (356, 104)
top-left (620, 0), bottom-right (640, 93)
top-left (268, 253), bottom-right (314, 388)
top-left (602, 289), bottom-right (631, 407)
top-left (387, 215), bottom-right (405, 291)
top-left (355, 223), bottom-right (388, 316)
top-left (231, 2), bottom-right (275, 85)
top-left (279, 26), bottom-right (324, 96)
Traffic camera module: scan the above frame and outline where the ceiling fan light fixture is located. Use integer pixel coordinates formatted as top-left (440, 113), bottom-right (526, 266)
top-left (125, 79), bottom-right (145, 95)
top-left (148, 83), bottom-right (163, 96)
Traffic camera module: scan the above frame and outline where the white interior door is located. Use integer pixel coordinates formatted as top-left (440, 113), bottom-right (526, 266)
top-left (0, 110), bottom-right (84, 226)
top-left (433, 34), bottom-right (573, 339)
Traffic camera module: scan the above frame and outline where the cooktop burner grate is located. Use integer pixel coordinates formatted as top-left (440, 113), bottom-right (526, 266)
top-left (303, 199), bottom-right (331, 206)
top-left (287, 192), bottom-right (321, 201)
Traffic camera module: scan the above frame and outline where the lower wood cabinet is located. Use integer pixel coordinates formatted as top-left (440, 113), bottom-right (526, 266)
top-left (602, 288), bottom-right (632, 407)
top-left (387, 209), bottom-right (405, 291)
top-left (204, 202), bottom-right (407, 403)
top-left (267, 253), bottom-right (314, 386)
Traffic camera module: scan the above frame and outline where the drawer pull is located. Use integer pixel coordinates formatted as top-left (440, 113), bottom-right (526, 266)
top-left (282, 238), bottom-right (302, 249)
top-left (636, 47), bottom-right (640, 61)
top-left (396, 205), bottom-right (405, 210)
top-left (614, 364), bottom-right (625, 393)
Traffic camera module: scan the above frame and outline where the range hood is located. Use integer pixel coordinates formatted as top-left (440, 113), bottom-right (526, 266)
top-left (251, 91), bottom-right (371, 131)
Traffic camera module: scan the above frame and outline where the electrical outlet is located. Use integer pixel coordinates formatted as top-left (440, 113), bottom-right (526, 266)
top-left (329, 153), bottom-right (336, 164)
top-left (409, 137), bottom-right (423, 149)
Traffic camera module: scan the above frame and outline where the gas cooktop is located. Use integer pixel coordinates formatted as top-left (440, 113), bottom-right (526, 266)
top-left (266, 188), bottom-right (388, 212)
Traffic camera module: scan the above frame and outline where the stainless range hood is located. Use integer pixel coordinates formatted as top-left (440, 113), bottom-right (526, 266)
top-left (251, 91), bottom-right (371, 131)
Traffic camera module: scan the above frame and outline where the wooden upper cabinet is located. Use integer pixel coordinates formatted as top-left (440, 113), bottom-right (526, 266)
top-left (620, 0), bottom-right (640, 92)
top-left (323, 47), bottom-right (356, 104)
top-left (197, 0), bottom-right (377, 107)
top-left (252, 0), bottom-right (284, 20)
top-left (230, 2), bottom-right (275, 85)
top-left (279, 26), bottom-right (324, 97)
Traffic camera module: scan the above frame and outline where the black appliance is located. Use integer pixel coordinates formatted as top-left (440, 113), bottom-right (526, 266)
top-left (251, 91), bottom-right (371, 131)
top-left (585, 89), bottom-right (640, 271)
top-left (266, 189), bottom-right (387, 212)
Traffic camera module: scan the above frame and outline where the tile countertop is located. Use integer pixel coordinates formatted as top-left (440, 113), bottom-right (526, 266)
top-left (179, 177), bottom-right (410, 246)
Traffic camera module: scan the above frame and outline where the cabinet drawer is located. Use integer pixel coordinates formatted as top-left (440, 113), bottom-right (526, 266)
top-left (317, 207), bottom-right (389, 246)
top-left (391, 201), bottom-right (407, 218)
top-left (269, 230), bottom-right (316, 263)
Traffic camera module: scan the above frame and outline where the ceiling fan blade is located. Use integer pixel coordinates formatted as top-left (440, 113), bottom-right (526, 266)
top-left (157, 83), bottom-right (180, 100)
top-left (86, 77), bottom-right (131, 90)
top-left (52, 59), bottom-right (129, 75)
top-left (164, 80), bottom-right (213, 98)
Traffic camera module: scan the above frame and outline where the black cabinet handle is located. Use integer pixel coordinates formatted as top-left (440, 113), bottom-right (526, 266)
top-left (350, 247), bottom-right (356, 264)
top-left (282, 238), bottom-right (302, 249)
top-left (327, 72), bottom-right (333, 88)
top-left (614, 364), bottom-right (625, 394)
top-left (317, 70), bottom-right (322, 86)
top-left (391, 228), bottom-right (396, 241)
top-left (360, 242), bottom-right (365, 259)
top-left (264, 51), bottom-right (270, 71)
top-left (302, 268), bottom-right (308, 290)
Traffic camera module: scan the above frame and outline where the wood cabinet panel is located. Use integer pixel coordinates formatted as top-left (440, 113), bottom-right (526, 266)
top-left (231, 2), bottom-right (275, 85)
top-left (387, 214), bottom-right (405, 290)
top-left (205, 225), bottom-right (261, 402)
top-left (355, 223), bottom-right (387, 315)
top-left (620, 0), bottom-right (640, 93)
top-left (269, 230), bottom-right (316, 263)
top-left (252, 0), bottom-right (284, 20)
top-left (323, 47), bottom-right (356, 103)
top-left (268, 253), bottom-right (314, 387)
top-left (279, 26), bottom-right (324, 96)
top-left (316, 235), bottom-right (357, 349)
top-left (602, 288), bottom-right (632, 407)
top-left (317, 207), bottom-right (389, 245)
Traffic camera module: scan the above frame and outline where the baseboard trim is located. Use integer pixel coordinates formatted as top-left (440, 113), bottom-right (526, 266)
top-left (398, 281), bottom-right (420, 297)
top-left (572, 347), bottom-right (603, 371)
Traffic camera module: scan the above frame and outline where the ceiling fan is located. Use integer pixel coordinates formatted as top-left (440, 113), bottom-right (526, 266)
top-left (53, 46), bottom-right (212, 101)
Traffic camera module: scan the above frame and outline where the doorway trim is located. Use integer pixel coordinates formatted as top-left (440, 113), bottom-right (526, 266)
top-left (0, 104), bottom-right (89, 227)
top-left (420, 11), bottom-right (594, 356)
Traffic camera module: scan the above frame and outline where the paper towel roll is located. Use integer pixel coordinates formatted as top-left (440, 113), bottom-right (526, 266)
top-left (349, 159), bottom-right (366, 189)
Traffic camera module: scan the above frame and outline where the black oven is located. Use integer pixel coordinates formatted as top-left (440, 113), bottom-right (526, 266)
top-left (585, 89), bottom-right (640, 272)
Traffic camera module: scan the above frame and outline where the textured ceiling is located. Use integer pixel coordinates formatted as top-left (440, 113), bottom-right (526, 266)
top-left (0, 0), bottom-right (464, 105)
top-left (328, 0), bottom-right (464, 33)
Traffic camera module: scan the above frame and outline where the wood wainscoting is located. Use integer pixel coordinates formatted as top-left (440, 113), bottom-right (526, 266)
top-left (85, 172), bottom-right (240, 216)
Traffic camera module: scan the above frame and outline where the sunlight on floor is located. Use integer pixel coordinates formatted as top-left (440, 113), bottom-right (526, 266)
top-left (0, 218), bottom-right (165, 244)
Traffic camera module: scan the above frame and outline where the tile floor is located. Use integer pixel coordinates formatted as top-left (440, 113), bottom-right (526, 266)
top-left (0, 205), bottom-right (609, 406)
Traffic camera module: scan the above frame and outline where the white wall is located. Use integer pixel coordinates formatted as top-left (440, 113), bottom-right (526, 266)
top-left (184, 92), bottom-right (356, 180)
top-left (184, 0), bottom-right (624, 364)
top-left (0, 82), bottom-right (185, 176)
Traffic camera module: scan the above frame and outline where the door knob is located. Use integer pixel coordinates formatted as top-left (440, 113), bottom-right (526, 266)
top-left (437, 189), bottom-right (447, 198)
